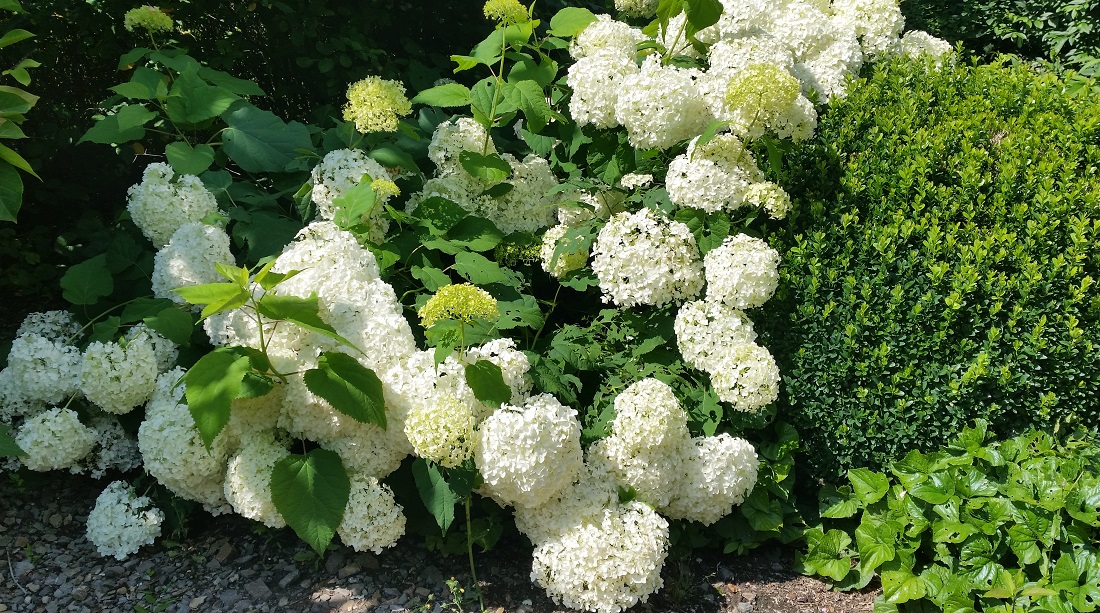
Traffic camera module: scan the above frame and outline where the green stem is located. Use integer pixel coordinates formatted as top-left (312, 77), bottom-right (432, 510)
top-left (464, 498), bottom-right (485, 612)
top-left (481, 30), bottom-right (510, 154)
top-left (529, 284), bottom-right (561, 349)
top-left (66, 296), bottom-right (150, 345)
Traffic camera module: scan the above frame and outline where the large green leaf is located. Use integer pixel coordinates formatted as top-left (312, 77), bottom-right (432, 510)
top-left (464, 359), bottom-right (512, 408)
top-left (271, 449), bottom-right (350, 555)
top-left (143, 306), bottom-right (194, 346)
top-left (60, 254), bottom-right (113, 305)
top-left (172, 282), bottom-right (250, 320)
top-left (183, 347), bottom-right (252, 448)
top-left (331, 180), bottom-right (377, 229)
top-left (452, 251), bottom-right (523, 287)
top-left (855, 516), bottom-right (897, 572)
top-left (849, 467), bottom-right (891, 506)
top-left (410, 83), bottom-right (471, 108)
top-left (0, 142), bottom-right (36, 178)
top-left (414, 196), bottom-right (468, 235)
top-left (503, 80), bottom-right (551, 132)
top-left (255, 293), bottom-right (355, 348)
top-left (0, 28), bottom-right (33, 49)
top-left (78, 104), bottom-right (157, 145)
top-left (684, 0), bottom-right (723, 31)
top-left (0, 85), bottom-right (37, 115)
top-left (0, 423), bottom-right (25, 457)
top-left (742, 489), bottom-right (784, 532)
top-left (303, 352), bottom-right (386, 428)
top-left (0, 160), bottom-right (21, 221)
top-left (459, 150), bottom-right (512, 183)
top-left (412, 458), bottom-right (457, 534)
top-left (549, 7), bottom-right (596, 36)
top-left (797, 527), bottom-right (854, 582)
top-left (819, 484), bottom-right (860, 519)
top-left (165, 142), bottom-right (215, 175)
top-left (221, 102), bottom-right (313, 173)
top-left (881, 570), bottom-right (929, 604)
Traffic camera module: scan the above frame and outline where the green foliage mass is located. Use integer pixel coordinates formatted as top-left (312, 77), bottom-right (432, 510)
top-left (757, 56), bottom-right (1100, 483)
top-left (798, 420), bottom-right (1100, 612)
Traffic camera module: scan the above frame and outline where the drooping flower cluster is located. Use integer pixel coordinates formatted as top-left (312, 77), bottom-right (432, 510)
top-left (591, 208), bottom-right (704, 307)
top-left (85, 481), bottom-right (164, 560)
top-left (126, 163), bottom-right (220, 249)
top-left (79, 335), bottom-right (162, 415)
top-left (343, 76), bottom-right (413, 134)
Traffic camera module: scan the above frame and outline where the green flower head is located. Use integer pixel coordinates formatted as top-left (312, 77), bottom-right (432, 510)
top-left (123, 6), bottom-right (174, 34)
top-left (483, 0), bottom-right (528, 23)
top-left (724, 63), bottom-right (801, 119)
top-left (419, 283), bottom-right (499, 327)
top-left (370, 179), bottom-right (400, 200)
top-left (343, 76), bottom-right (413, 134)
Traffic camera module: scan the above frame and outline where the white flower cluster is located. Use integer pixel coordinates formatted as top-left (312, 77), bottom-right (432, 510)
top-left (891, 30), bottom-right (954, 64)
top-left (79, 337), bottom-right (160, 415)
top-left (666, 134), bottom-right (765, 213)
top-left (16, 310), bottom-right (81, 339)
top-left (410, 118), bottom-right (562, 234)
top-left (223, 431), bottom-right (290, 528)
top-left (704, 233), bottom-right (781, 309)
top-left (151, 222), bottom-right (235, 306)
top-left (85, 481), bottom-right (164, 560)
top-left (338, 474), bottom-right (406, 554)
top-left (591, 208), bottom-right (704, 307)
top-left (4, 332), bottom-right (82, 406)
top-left (310, 148), bottom-right (394, 243)
top-left (614, 56), bottom-right (713, 150)
top-left (830, 0), bottom-right (905, 58)
top-left (126, 162), bottom-right (220, 249)
top-left (14, 407), bottom-right (97, 472)
top-left (675, 300), bottom-right (780, 411)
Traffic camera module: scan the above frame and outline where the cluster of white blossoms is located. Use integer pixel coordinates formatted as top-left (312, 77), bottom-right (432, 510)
top-left (310, 148), bottom-right (395, 243)
top-left (79, 335), bottom-right (161, 415)
top-left (892, 30), bottom-right (955, 63)
top-left (338, 474), bottom-right (406, 554)
top-left (704, 233), bottom-right (781, 309)
top-left (614, 56), bottom-right (712, 150)
top-left (408, 117), bottom-right (562, 234)
top-left (14, 407), bottom-right (97, 472)
top-left (591, 208), bottom-right (704, 307)
top-left (126, 162), bottom-right (220, 249)
top-left (666, 133), bottom-right (765, 213)
top-left (85, 481), bottom-right (164, 560)
top-left (151, 222), bottom-right (235, 306)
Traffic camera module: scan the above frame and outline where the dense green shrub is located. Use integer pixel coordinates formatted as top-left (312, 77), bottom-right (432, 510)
top-left (757, 56), bottom-right (1100, 483)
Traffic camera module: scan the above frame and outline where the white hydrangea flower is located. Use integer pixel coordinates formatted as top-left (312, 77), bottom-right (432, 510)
top-left (125, 324), bottom-right (179, 373)
top-left (704, 233), bottom-right (781, 309)
top-left (591, 208), bottom-right (704, 307)
top-left (830, 0), bottom-right (905, 58)
top-left (338, 474), bottom-right (406, 554)
top-left (151, 222), bottom-right (235, 306)
top-left (745, 181), bottom-right (792, 219)
top-left (709, 341), bottom-right (781, 411)
top-left (404, 392), bottom-right (477, 468)
top-left (475, 394), bottom-right (583, 510)
top-left (85, 481), bottom-right (164, 560)
top-left (674, 299), bottom-right (757, 373)
top-left (719, 63), bottom-right (818, 141)
top-left (789, 27), bottom-right (864, 102)
top-left (613, 0), bottom-right (659, 18)
top-left (477, 154), bottom-right (561, 234)
top-left (512, 451), bottom-right (620, 546)
top-left (463, 338), bottom-right (532, 405)
top-left (5, 333), bottom-right (82, 405)
top-left (224, 431), bottom-right (290, 529)
top-left (428, 117), bottom-right (495, 174)
top-left (665, 134), bottom-right (766, 213)
top-left (0, 367), bottom-right (43, 422)
top-left (571, 14), bottom-right (646, 60)
top-left (311, 148), bottom-right (392, 218)
top-left (661, 434), bottom-right (760, 525)
top-left (531, 501), bottom-right (669, 613)
top-left (15, 310), bottom-right (81, 341)
top-left (15, 407), bottom-right (96, 471)
top-left (567, 54), bottom-right (639, 130)
top-left (618, 173), bottom-right (652, 190)
top-left (891, 30), bottom-right (954, 63)
top-left (126, 162), bottom-right (220, 249)
top-left (138, 369), bottom-right (232, 515)
top-left (79, 414), bottom-right (142, 479)
top-left (614, 56), bottom-right (713, 150)
top-left (540, 224), bottom-right (589, 278)
top-left (80, 338), bottom-right (159, 415)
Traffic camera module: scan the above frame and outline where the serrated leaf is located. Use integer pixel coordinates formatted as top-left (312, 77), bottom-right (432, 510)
top-left (464, 359), bottom-right (512, 408)
top-left (414, 196), bottom-right (469, 235)
top-left (452, 251), bottom-right (522, 287)
top-left (255, 293), bottom-right (356, 348)
top-left (459, 150), bottom-right (512, 183)
top-left (60, 254), bottom-right (113, 305)
top-left (0, 422), bottom-right (25, 457)
top-left (549, 7), bottom-right (596, 37)
top-left (410, 83), bottom-right (471, 108)
top-left (222, 102), bottom-right (314, 173)
top-left (849, 467), bottom-right (890, 506)
top-left (143, 307), bottom-right (194, 346)
top-left (303, 352), bottom-right (386, 428)
top-left (78, 104), bottom-right (157, 145)
top-left (271, 449), bottom-right (349, 555)
top-left (183, 348), bottom-right (252, 448)
top-left (503, 79), bottom-right (551, 132)
top-left (881, 570), bottom-right (928, 604)
top-left (413, 458), bottom-right (456, 534)
top-left (172, 282), bottom-right (250, 320)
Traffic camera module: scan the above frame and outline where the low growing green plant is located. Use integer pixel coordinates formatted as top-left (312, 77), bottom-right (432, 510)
top-left (797, 420), bottom-right (1100, 612)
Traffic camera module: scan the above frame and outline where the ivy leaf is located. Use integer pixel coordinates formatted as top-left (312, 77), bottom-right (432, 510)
top-left (60, 254), bottom-right (113, 305)
top-left (849, 467), bottom-right (890, 506)
top-left (410, 83), bottom-right (471, 107)
top-left (303, 352), bottom-right (387, 429)
top-left (221, 102), bottom-right (314, 173)
top-left (0, 423), bottom-right (25, 457)
top-left (412, 458), bottom-right (457, 534)
top-left (464, 359), bottom-right (512, 409)
top-left (271, 449), bottom-right (350, 555)
top-left (183, 347), bottom-right (253, 448)
top-left (819, 484), bottom-right (860, 519)
top-left (165, 142), bottom-right (215, 175)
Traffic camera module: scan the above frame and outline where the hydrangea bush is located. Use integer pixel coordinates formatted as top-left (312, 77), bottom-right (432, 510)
top-left (0, 1), bottom-right (953, 611)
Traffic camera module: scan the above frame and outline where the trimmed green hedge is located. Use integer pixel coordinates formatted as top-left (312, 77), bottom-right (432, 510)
top-left (758, 56), bottom-right (1100, 483)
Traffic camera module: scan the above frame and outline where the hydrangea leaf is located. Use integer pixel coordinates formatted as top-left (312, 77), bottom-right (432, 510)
top-left (444, 216), bottom-right (504, 252)
top-left (165, 142), bottom-right (215, 175)
top-left (368, 145), bottom-right (418, 173)
top-left (0, 423), bottom-right (25, 457)
top-left (183, 347), bottom-right (252, 448)
top-left (172, 282), bottom-right (249, 320)
top-left (119, 297), bottom-right (176, 323)
top-left (414, 196), bottom-right (469, 235)
top-left (742, 489), bottom-right (784, 532)
top-left (255, 293), bottom-right (357, 349)
top-left (453, 251), bottom-right (523, 288)
top-left (412, 458), bottom-right (456, 534)
top-left (197, 66), bottom-right (265, 96)
top-left (303, 352), bottom-right (387, 429)
top-left (683, 0), bottom-right (723, 32)
top-left (458, 150), bottom-right (512, 183)
top-left (331, 180), bottom-right (377, 230)
top-left (78, 104), bottom-right (156, 145)
top-left (60, 254), bottom-right (113, 305)
top-left (271, 449), bottom-right (349, 555)
top-left (508, 54), bottom-right (558, 88)
top-left (144, 306), bottom-right (194, 346)
top-left (164, 69), bottom-right (241, 125)
top-left (221, 102), bottom-right (314, 173)
top-left (464, 359), bottom-right (512, 409)
top-left (0, 160), bottom-right (22, 222)
top-left (549, 7), bottom-right (596, 37)
top-left (503, 80), bottom-right (551, 132)
top-left (88, 316), bottom-right (121, 344)
top-left (410, 83), bottom-right (471, 108)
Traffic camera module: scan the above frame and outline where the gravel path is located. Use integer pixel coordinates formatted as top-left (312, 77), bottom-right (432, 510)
top-left (0, 472), bottom-right (877, 613)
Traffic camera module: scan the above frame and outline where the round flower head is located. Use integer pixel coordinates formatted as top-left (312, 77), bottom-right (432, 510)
top-left (126, 163), bottom-right (220, 249)
top-left (745, 181), bottom-right (792, 219)
top-left (891, 30), bottom-right (954, 64)
top-left (619, 173), bottom-right (652, 191)
top-left (86, 481), bottom-right (164, 560)
top-left (80, 337), bottom-right (160, 415)
top-left (591, 208), bottom-right (704, 307)
top-left (475, 394), bottom-right (583, 510)
top-left (531, 501), bottom-right (669, 613)
top-left (5, 333), bottom-right (82, 404)
top-left (124, 6), bottom-right (173, 33)
top-left (614, 56), bottom-right (713, 150)
top-left (418, 283), bottom-right (499, 327)
top-left (661, 434), bottom-right (760, 525)
top-left (224, 431), bottom-right (290, 529)
top-left (483, 0), bottom-right (527, 23)
top-left (540, 224), bottom-right (589, 278)
top-left (570, 15), bottom-right (646, 61)
top-left (665, 133), bottom-right (765, 213)
top-left (339, 474), bottom-right (406, 554)
top-left (16, 311), bottom-right (81, 341)
top-left (709, 341), bottom-right (781, 411)
top-left (614, 0), bottom-right (659, 18)
top-left (310, 148), bottom-right (393, 216)
top-left (704, 233), bottom-right (781, 309)
top-left (567, 54), bottom-right (639, 130)
top-left (343, 76), bottom-right (412, 134)
top-left (15, 407), bottom-right (97, 471)
top-left (723, 63), bottom-right (817, 141)
top-left (80, 414), bottom-right (142, 479)
top-left (403, 393), bottom-right (477, 468)
top-left (830, 0), bottom-right (904, 58)
top-left (428, 117), bottom-right (495, 174)
top-left (674, 299), bottom-right (757, 373)
top-left (151, 222), bottom-right (235, 306)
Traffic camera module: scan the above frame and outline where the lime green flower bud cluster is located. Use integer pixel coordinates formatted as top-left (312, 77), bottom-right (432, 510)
top-left (418, 283), bottom-right (499, 327)
top-left (725, 63), bottom-right (801, 124)
top-left (483, 0), bottom-right (528, 23)
top-left (343, 76), bottom-right (413, 134)
top-left (370, 179), bottom-right (400, 200)
top-left (123, 6), bottom-right (174, 34)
